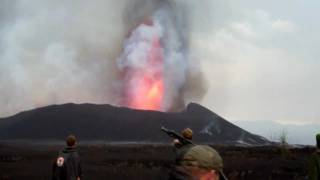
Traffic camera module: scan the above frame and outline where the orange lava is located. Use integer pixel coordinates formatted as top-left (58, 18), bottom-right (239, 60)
top-left (129, 76), bottom-right (164, 110)
top-left (122, 20), bottom-right (164, 111)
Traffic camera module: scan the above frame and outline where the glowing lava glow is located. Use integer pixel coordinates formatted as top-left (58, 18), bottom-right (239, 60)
top-left (119, 20), bottom-right (165, 111)
top-left (130, 75), bottom-right (164, 110)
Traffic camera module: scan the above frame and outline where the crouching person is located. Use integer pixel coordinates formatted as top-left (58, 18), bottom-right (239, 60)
top-left (169, 145), bottom-right (228, 180)
top-left (52, 135), bottom-right (82, 180)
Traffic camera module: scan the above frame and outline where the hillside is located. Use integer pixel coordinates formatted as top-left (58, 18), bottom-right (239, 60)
top-left (0, 103), bottom-right (270, 145)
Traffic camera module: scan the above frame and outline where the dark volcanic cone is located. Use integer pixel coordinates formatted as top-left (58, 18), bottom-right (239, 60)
top-left (0, 103), bottom-right (270, 145)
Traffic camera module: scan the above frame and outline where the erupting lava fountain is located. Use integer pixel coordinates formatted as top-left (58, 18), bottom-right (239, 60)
top-left (118, 19), bottom-right (164, 111)
top-left (118, 3), bottom-right (190, 111)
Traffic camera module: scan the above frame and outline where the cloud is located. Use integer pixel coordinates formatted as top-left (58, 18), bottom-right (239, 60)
top-left (192, 7), bottom-right (320, 125)
top-left (271, 20), bottom-right (297, 33)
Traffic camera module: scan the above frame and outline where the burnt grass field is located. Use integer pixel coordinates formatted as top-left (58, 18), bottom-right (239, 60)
top-left (0, 143), bottom-right (314, 180)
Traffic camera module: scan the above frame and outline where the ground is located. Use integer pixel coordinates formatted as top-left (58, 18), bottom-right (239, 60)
top-left (0, 143), bottom-right (314, 180)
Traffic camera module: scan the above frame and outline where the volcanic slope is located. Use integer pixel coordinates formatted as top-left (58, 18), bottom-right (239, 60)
top-left (0, 103), bottom-right (270, 145)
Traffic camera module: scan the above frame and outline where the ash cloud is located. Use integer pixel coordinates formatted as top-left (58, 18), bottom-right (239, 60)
top-left (0, 0), bottom-right (207, 117)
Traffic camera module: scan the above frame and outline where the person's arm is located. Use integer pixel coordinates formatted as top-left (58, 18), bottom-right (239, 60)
top-left (52, 159), bottom-right (60, 180)
top-left (77, 158), bottom-right (82, 180)
top-left (52, 161), bottom-right (56, 180)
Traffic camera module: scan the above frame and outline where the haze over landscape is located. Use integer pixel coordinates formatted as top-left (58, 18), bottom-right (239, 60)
top-left (0, 0), bottom-right (319, 145)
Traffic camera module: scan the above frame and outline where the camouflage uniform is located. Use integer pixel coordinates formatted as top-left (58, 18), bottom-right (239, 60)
top-left (169, 145), bottom-right (228, 180)
top-left (175, 144), bottom-right (195, 164)
top-left (308, 134), bottom-right (320, 180)
top-left (309, 150), bottom-right (320, 180)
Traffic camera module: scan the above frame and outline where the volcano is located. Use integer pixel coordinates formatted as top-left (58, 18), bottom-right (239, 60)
top-left (0, 103), bottom-right (270, 145)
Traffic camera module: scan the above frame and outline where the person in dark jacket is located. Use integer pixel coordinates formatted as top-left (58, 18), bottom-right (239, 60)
top-left (172, 128), bottom-right (193, 149)
top-left (172, 128), bottom-right (195, 165)
top-left (308, 133), bottom-right (320, 180)
top-left (52, 135), bottom-right (82, 180)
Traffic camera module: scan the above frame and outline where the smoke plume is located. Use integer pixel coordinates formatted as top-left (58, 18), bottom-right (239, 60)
top-left (0, 0), bottom-right (207, 117)
top-left (118, 0), bottom-right (197, 111)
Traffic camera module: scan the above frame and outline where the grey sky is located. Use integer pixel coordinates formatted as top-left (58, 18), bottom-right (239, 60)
top-left (196, 0), bottom-right (320, 124)
top-left (0, 0), bottom-right (319, 144)
top-left (192, 0), bottom-right (320, 144)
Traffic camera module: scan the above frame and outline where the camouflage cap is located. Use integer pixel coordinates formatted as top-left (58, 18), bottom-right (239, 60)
top-left (182, 128), bottom-right (193, 140)
top-left (181, 145), bottom-right (228, 179)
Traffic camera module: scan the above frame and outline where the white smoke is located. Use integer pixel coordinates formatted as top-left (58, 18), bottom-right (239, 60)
top-left (0, 0), bottom-right (127, 117)
top-left (154, 4), bottom-right (190, 110)
top-left (0, 0), bottom-right (207, 117)
top-left (118, 22), bottom-right (163, 70)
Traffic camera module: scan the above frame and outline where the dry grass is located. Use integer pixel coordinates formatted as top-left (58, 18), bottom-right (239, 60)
top-left (0, 143), bottom-right (314, 180)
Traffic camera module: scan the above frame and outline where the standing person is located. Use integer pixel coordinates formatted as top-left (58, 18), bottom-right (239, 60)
top-left (52, 135), bottom-right (82, 180)
top-left (173, 128), bottom-right (193, 149)
top-left (172, 128), bottom-right (195, 168)
top-left (169, 145), bottom-right (228, 180)
top-left (308, 133), bottom-right (320, 180)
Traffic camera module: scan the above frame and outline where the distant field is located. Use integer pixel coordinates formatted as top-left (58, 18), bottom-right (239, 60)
top-left (0, 143), bottom-right (314, 180)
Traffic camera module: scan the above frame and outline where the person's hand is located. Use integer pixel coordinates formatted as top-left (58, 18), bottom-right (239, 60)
top-left (173, 139), bottom-right (183, 148)
top-left (172, 139), bottom-right (180, 145)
